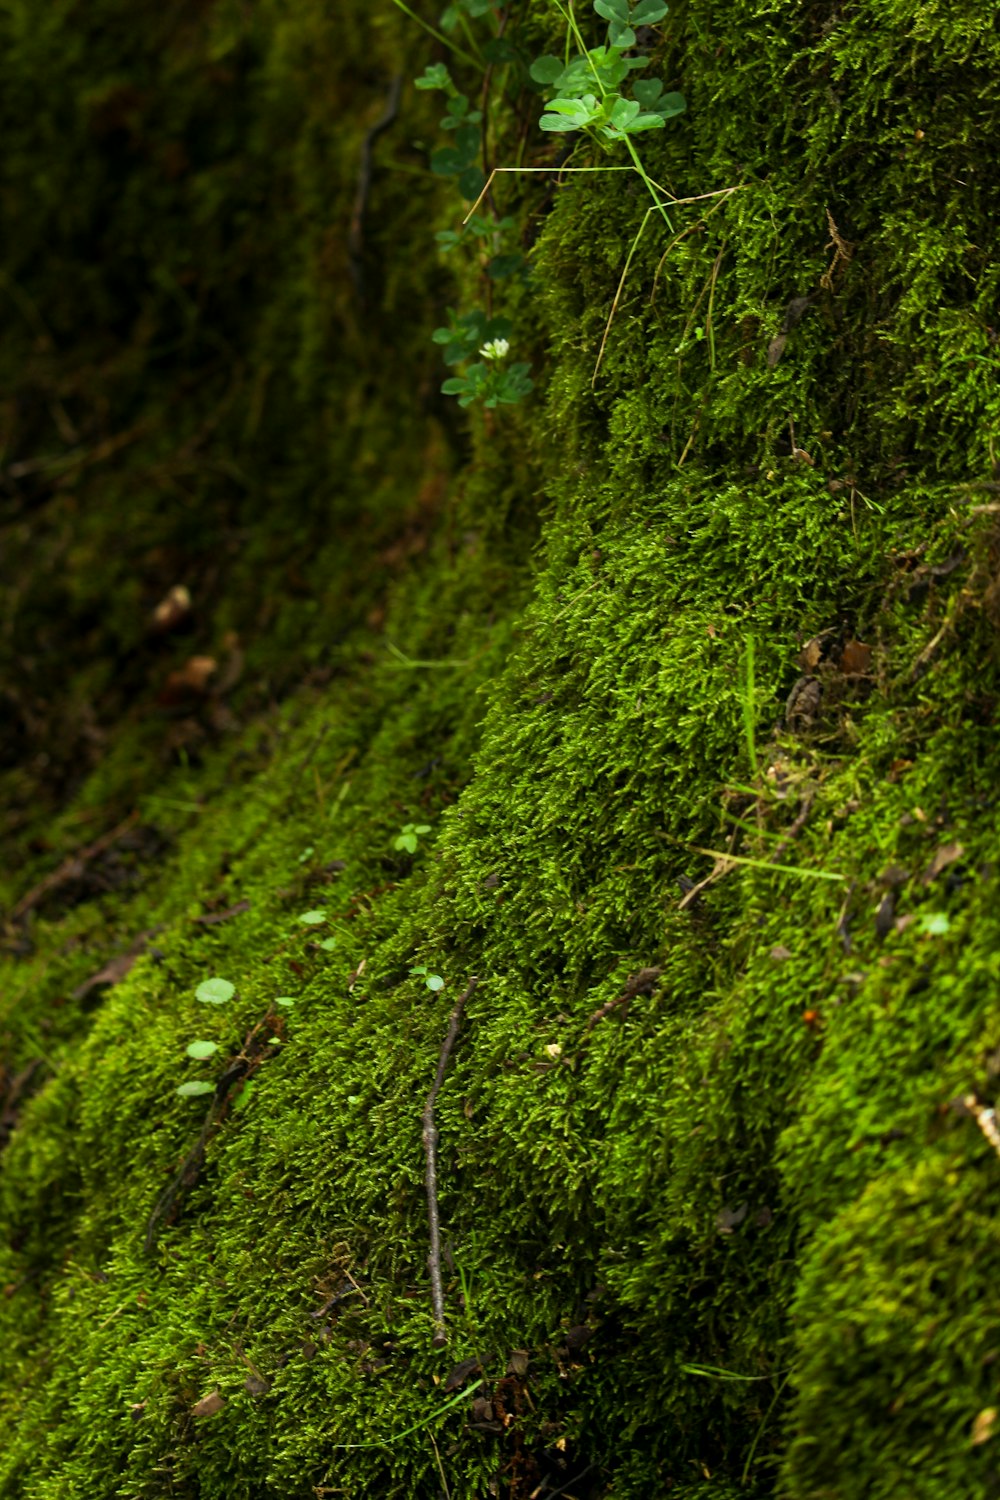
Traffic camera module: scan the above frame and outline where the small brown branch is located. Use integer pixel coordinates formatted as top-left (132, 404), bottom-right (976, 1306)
top-left (770, 793), bottom-right (814, 864)
top-left (348, 74), bottom-right (403, 301)
top-left (143, 1020), bottom-right (278, 1255)
top-left (423, 977), bottom-right (479, 1347)
top-left (9, 811), bottom-right (139, 923)
top-left (585, 966), bottom-right (662, 1032)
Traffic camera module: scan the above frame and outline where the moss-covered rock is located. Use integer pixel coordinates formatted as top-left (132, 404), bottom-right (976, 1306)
top-left (3, 0), bottom-right (1000, 1495)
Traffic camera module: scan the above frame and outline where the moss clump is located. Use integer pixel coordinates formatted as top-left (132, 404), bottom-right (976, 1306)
top-left (3, 0), bottom-right (1000, 1496)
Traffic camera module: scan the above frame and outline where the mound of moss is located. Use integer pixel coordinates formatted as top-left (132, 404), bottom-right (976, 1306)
top-left (3, 0), bottom-right (1000, 1496)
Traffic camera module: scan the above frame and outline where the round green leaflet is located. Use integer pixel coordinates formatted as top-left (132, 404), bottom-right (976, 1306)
top-left (186, 1040), bottom-right (219, 1060)
top-left (195, 977), bottom-right (235, 1005)
top-left (177, 1080), bottom-right (214, 1099)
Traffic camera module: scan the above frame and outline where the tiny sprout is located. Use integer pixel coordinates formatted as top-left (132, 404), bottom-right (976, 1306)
top-left (410, 966), bottom-right (445, 992)
top-left (196, 977), bottom-right (235, 1005)
top-left (297, 909), bottom-right (327, 925)
top-left (186, 1040), bottom-right (219, 1060)
top-left (917, 912), bottom-right (951, 936)
top-left (394, 823), bottom-right (432, 855)
top-left (318, 937), bottom-right (338, 951)
top-left (297, 846), bottom-right (315, 864)
top-left (274, 996), bottom-right (297, 1008)
top-left (177, 1080), bottom-right (214, 1100)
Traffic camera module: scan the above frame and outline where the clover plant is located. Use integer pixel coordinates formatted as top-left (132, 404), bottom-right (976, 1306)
top-left (406, 0), bottom-right (686, 410)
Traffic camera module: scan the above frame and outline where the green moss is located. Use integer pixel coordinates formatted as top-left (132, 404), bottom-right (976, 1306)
top-left (3, 0), bottom-right (1000, 1494)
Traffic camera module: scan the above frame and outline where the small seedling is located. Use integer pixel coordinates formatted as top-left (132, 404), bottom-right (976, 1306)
top-left (195, 977), bottom-right (235, 1005)
top-left (275, 996), bottom-right (297, 1008)
top-left (395, 823), bottom-right (432, 854)
top-left (411, 965), bottom-right (446, 992)
top-left (318, 937), bottom-right (338, 951)
top-left (297, 909), bottom-right (327, 925)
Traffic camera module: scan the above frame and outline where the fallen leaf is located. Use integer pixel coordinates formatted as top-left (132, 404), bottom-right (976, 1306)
top-left (839, 639), bottom-right (872, 675)
top-left (244, 1374), bottom-right (270, 1397)
top-left (797, 633), bottom-right (821, 669)
top-left (443, 1357), bottom-right (483, 1393)
top-left (769, 944), bottom-right (793, 961)
top-left (921, 843), bottom-right (964, 885)
top-left (150, 585), bottom-right (191, 634)
top-left (766, 332), bottom-right (788, 368)
top-left (191, 1390), bottom-right (225, 1418)
top-left (873, 892), bottom-right (895, 940)
top-left (506, 1350), bottom-right (530, 1378)
top-left (972, 1408), bottom-right (998, 1446)
top-left (716, 1202), bottom-right (748, 1234)
top-left (72, 929), bottom-right (156, 1001)
top-left (158, 656), bottom-right (217, 707)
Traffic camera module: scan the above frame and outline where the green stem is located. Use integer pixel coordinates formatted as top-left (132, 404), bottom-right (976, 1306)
top-left (550, 0), bottom-right (673, 228)
top-left (389, 0), bottom-right (484, 71)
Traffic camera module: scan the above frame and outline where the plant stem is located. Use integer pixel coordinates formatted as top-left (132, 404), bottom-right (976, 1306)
top-left (389, 0), bottom-right (484, 71)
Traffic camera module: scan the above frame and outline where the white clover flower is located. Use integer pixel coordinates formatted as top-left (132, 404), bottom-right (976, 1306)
top-left (479, 337), bottom-right (510, 361)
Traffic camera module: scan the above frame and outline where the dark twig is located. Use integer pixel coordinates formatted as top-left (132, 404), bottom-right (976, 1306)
top-left (8, 811), bottom-right (139, 923)
top-left (585, 967), bottom-right (662, 1033)
top-left (143, 1021), bottom-right (278, 1255)
top-left (423, 976), bottom-right (479, 1347)
top-left (770, 792), bottom-right (813, 865)
top-left (348, 74), bottom-right (404, 301)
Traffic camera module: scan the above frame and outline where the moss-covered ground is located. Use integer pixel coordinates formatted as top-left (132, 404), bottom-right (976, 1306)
top-left (3, 0), bottom-right (1000, 1495)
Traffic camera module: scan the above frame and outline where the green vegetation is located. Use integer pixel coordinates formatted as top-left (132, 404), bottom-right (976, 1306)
top-left (2, 0), bottom-right (1000, 1496)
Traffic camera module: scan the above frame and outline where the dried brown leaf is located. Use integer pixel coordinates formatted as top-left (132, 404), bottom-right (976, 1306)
top-left (191, 1390), bottom-right (225, 1418)
top-left (972, 1408), bottom-right (997, 1446)
top-left (839, 639), bottom-right (872, 675)
top-left (921, 843), bottom-right (964, 885)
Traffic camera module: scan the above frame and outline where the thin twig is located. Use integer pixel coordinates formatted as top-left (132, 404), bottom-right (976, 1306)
top-left (770, 792), bottom-right (813, 864)
top-left (349, 74), bottom-right (404, 301)
top-left (9, 811), bottom-right (139, 922)
top-left (585, 967), bottom-right (662, 1032)
top-left (423, 976), bottom-right (479, 1347)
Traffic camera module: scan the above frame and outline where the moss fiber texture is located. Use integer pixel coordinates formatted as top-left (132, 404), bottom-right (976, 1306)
top-left (2, 0), bottom-right (1000, 1495)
